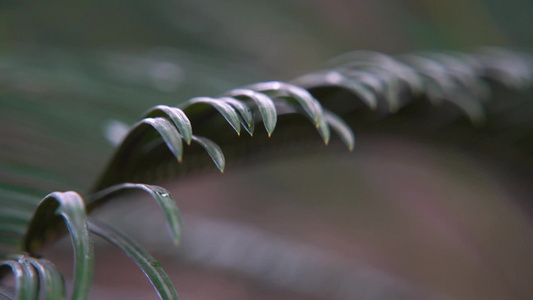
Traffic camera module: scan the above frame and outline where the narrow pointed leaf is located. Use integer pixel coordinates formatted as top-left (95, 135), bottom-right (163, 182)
top-left (181, 97), bottom-right (241, 135)
top-left (323, 110), bottom-right (355, 151)
top-left (401, 55), bottom-right (459, 99)
top-left (329, 51), bottom-right (424, 96)
top-left (423, 53), bottom-right (490, 101)
top-left (89, 220), bottom-right (180, 300)
top-left (339, 69), bottom-right (385, 96)
top-left (190, 136), bottom-right (225, 172)
top-left (0, 259), bottom-right (37, 300)
top-left (144, 105), bottom-right (193, 145)
top-left (223, 88), bottom-right (277, 136)
top-left (23, 191), bottom-right (93, 300)
top-left (87, 183), bottom-right (182, 245)
top-left (292, 71), bottom-right (378, 110)
top-left (316, 115), bottom-right (330, 145)
top-left (219, 97), bottom-right (255, 136)
top-left (140, 118), bottom-right (184, 162)
top-left (24, 256), bottom-right (66, 300)
top-left (245, 81), bottom-right (324, 127)
top-left (275, 99), bottom-right (331, 145)
top-left (17, 258), bottom-right (39, 300)
top-left (339, 67), bottom-right (401, 112)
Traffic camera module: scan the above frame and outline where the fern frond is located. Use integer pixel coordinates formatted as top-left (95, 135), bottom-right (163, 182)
top-left (3, 183), bottom-right (182, 300)
top-left (90, 49), bottom-right (533, 196)
top-left (2, 48), bottom-right (533, 299)
top-left (92, 79), bottom-right (351, 190)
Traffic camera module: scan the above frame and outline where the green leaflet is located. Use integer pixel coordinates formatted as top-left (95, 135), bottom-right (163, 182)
top-left (0, 258), bottom-right (37, 300)
top-left (323, 110), bottom-right (355, 151)
top-left (86, 183), bottom-right (182, 245)
top-left (328, 50), bottom-right (425, 97)
top-left (245, 82), bottom-right (324, 124)
top-left (181, 97), bottom-right (242, 135)
top-left (190, 135), bottom-right (225, 173)
top-left (422, 52), bottom-right (491, 101)
top-left (140, 118), bottom-right (185, 162)
top-left (24, 256), bottom-right (66, 300)
top-left (337, 67), bottom-right (401, 113)
top-left (144, 105), bottom-right (194, 145)
top-left (274, 99), bottom-right (351, 148)
top-left (223, 88), bottom-right (277, 136)
top-left (89, 220), bottom-right (180, 300)
top-left (245, 81), bottom-right (330, 144)
top-left (219, 97), bottom-right (255, 136)
top-left (292, 71), bottom-right (378, 110)
top-left (23, 191), bottom-right (94, 300)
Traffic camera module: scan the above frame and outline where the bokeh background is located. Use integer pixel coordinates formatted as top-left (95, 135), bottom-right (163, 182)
top-left (2, 0), bottom-right (533, 299)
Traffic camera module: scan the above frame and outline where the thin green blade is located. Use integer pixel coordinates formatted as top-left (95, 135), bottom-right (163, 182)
top-left (190, 136), bottom-right (225, 173)
top-left (144, 105), bottom-right (193, 145)
top-left (181, 97), bottom-right (241, 135)
top-left (245, 81), bottom-right (324, 127)
top-left (219, 97), bottom-right (255, 136)
top-left (292, 71), bottom-right (378, 110)
top-left (87, 183), bottom-right (182, 245)
top-left (23, 191), bottom-right (94, 300)
top-left (323, 110), bottom-right (355, 151)
top-left (88, 220), bottom-right (179, 300)
top-left (223, 89), bottom-right (277, 136)
top-left (24, 256), bottom-right (67, 300)
top-left (0, 258), bottom-right (38, 300)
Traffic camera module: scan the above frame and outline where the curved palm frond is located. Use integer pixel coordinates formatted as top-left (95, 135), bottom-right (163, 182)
top-left (1, 48), bottom-right (533, 299)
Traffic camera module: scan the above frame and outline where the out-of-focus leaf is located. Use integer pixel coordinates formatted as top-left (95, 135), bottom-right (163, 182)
top-left (0, 287), bottom-right (15, 300)
top-left (323, 110), bottom-right (355, 151)
top-left (0, 257), bottom-right (38, 300)
top-left (292, 71), bottom-right (378, 110)
top-left (88, 220), bottom-right (179, 300)
top-left (23, 191), bottom-right (93, 300)
top-left (24, 256), bottom-right (66, 300)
